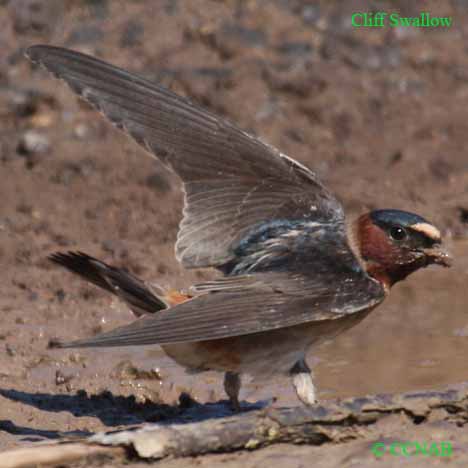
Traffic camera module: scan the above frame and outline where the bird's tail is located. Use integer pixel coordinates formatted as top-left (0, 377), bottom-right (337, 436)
top-left (49, 251), bottom-right (175, 317)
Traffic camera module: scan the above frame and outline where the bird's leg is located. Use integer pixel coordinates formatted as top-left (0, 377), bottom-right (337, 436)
top-left (290, 358), bottom-right (316, 405)
top-left (223, 371), bottom-right (241, 411)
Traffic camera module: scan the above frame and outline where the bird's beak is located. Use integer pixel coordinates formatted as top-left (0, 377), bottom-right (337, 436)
top-left (422, 247), bottom-right (453, 267)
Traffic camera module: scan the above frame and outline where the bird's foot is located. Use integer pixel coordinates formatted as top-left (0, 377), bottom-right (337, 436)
top-left (292, 371), bottom-right (316, 405)
top-left (290, 358), bottom-right (317, 406)
top-left (224, 371), bottom-right (242, 412)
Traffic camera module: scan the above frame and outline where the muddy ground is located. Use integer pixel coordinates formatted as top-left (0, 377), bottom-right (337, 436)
top-left (1, 0), bottom-right (468, 466)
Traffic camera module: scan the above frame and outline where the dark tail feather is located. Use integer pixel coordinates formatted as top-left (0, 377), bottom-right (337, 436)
top-left (49, 251), bottom-right (168, 316)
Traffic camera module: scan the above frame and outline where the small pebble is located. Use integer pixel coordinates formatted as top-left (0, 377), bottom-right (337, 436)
top-left (55, 369), bottom-right (74, 386)
top-left (73, 124), bottom-right (89, 140)
top-left (17, 130), bottom-right (50, 166)
top-left (6, 344), bottom-right (16, 357)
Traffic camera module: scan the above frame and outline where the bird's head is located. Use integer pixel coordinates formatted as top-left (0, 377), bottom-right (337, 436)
top-left (353, 209), bottom-right (452, 289)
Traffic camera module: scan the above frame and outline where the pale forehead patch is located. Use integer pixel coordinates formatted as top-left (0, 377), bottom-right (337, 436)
top-left (410, 222), bottom-right (441, 241)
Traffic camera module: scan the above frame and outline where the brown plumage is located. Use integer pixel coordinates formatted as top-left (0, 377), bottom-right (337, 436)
top-left (28, 45), bottom-right (451, 409)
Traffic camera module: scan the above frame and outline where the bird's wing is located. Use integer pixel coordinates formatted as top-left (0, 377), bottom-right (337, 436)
top-left (54, 243), bottom-right (385, 348)
top-left (49, 251), bottom-right (168, 315)
top-left (26, 45), bottom-right (344, 270)
top-left (55, 270), bottom-right (384, 348)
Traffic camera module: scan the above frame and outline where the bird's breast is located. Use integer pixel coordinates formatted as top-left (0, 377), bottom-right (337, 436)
top-left (161, 308), bottom-right (374, 377)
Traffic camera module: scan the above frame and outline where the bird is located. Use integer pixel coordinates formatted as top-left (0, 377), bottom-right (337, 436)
top-left (26, 45), bottom-right (452, 410)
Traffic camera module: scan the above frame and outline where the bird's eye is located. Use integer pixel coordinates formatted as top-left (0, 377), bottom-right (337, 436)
top-left (390, 226), bottom-right (407, 241)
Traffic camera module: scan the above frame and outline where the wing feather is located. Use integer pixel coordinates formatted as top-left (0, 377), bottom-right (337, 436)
top-left (26, 45), bottom-right (343, 270)
top-left (55, 270), bottom-right (384, 348)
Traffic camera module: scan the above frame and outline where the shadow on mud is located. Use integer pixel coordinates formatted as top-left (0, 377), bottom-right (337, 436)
top-left (0, 387), bottom-right (264, 440)
top-left (0, 419), bottom-right (91, 442)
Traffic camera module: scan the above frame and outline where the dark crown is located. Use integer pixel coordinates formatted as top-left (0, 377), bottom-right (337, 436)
top-left (369, 209), bottom-right (431, 229)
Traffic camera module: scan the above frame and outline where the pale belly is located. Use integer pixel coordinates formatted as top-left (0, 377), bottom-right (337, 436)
top-left (162, 308), bottom-right (373, 378)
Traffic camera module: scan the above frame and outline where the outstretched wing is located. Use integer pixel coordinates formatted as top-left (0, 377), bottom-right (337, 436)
top-left (26, 45), bottom-right (343, 270)
top-left (53, 227), bottom-right (385, 348)
top-left (54, 266), bottom-right (384, 348)
top-left (29, 46), bottom-right (383, 348)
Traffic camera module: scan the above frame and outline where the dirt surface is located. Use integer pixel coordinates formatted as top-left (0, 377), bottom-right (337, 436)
top-left (1, 0), bottom-right (468, 466)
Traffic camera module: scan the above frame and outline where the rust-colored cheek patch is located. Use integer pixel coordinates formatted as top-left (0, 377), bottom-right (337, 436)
top-left (358, 216), bottom-right (398, 268)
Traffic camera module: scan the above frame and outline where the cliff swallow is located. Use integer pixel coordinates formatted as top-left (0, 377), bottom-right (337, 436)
top-left (26, 45), bottom-right (451, 409)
